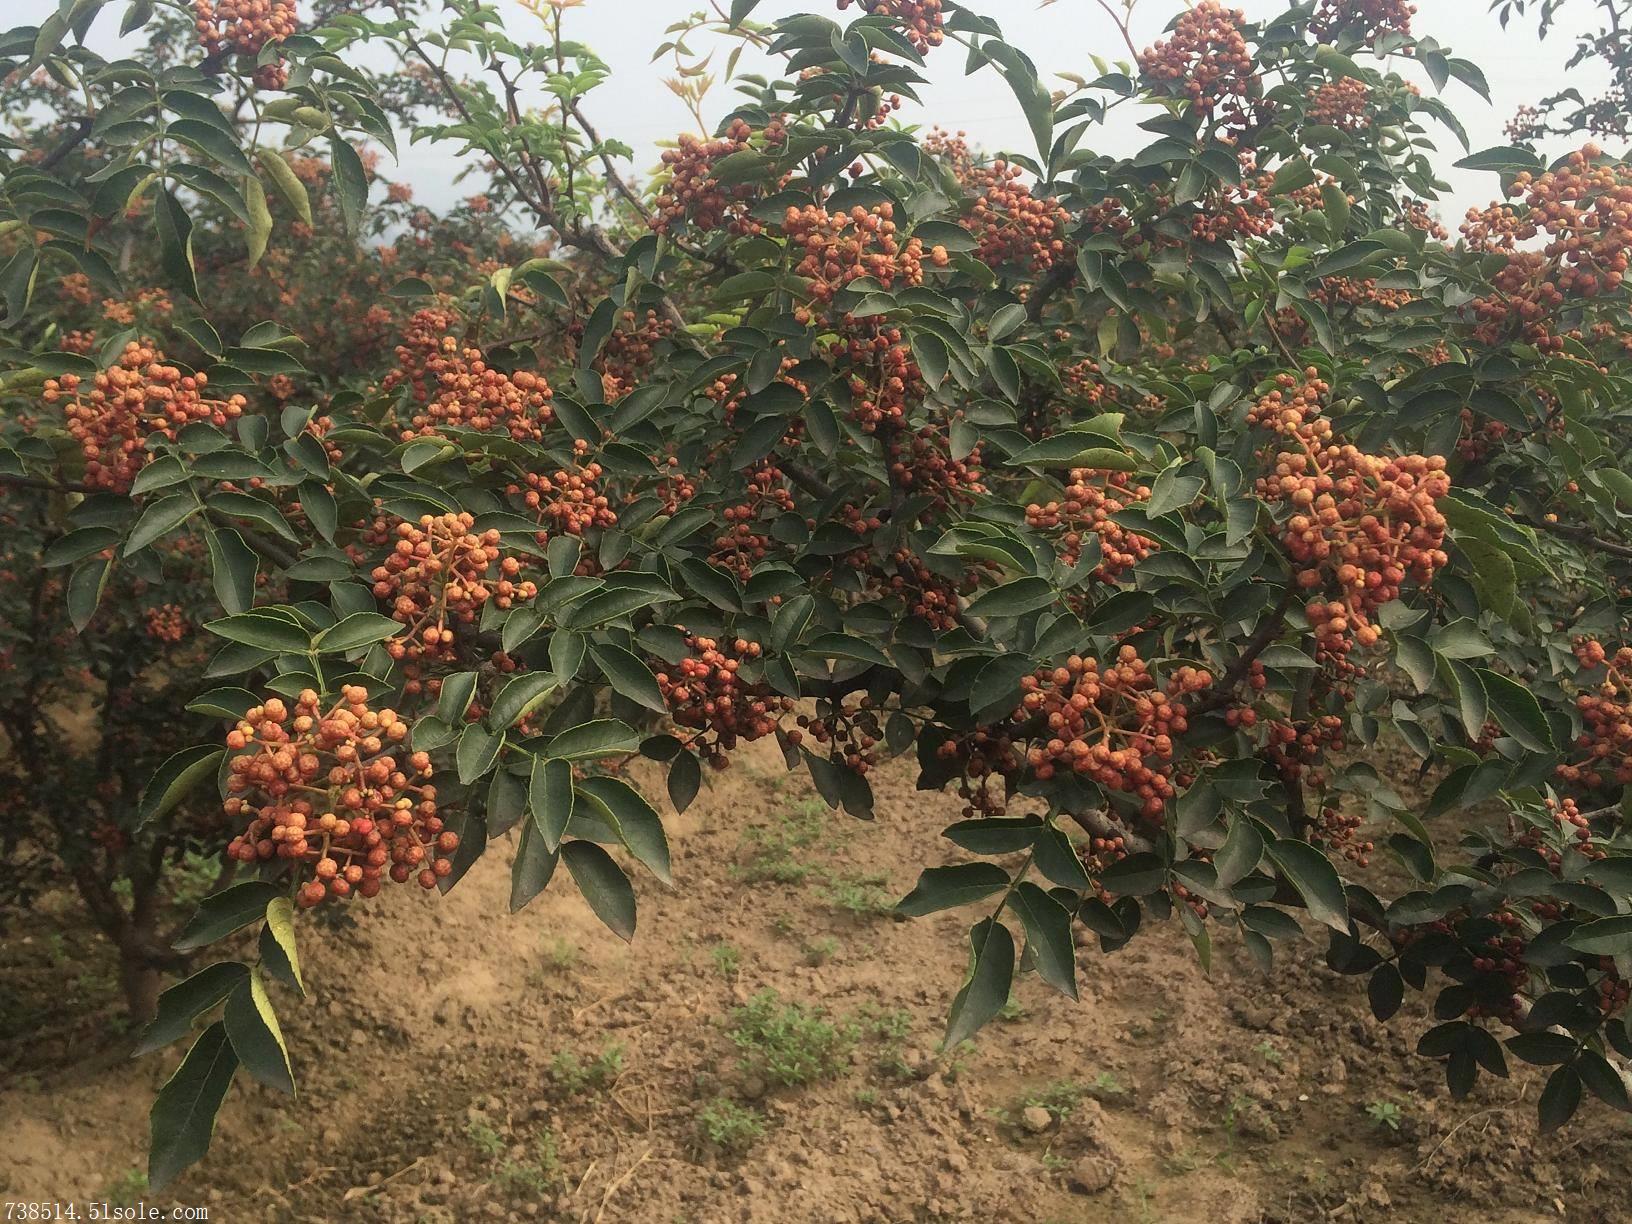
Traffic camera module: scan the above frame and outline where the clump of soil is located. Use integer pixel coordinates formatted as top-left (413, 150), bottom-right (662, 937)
top-left (3, 740), bottom-right (1629, 1222)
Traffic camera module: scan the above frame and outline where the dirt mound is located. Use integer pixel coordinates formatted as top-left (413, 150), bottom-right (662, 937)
top-left (3, 741), bottom-right (1629, 1222)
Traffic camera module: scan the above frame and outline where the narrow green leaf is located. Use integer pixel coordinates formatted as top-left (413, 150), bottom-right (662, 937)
top-left (148, 1021), bottom-right (239, 1190)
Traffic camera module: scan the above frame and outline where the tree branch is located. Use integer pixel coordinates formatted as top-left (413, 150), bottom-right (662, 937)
top-left (1517, 514), bottom-right (1632, 561)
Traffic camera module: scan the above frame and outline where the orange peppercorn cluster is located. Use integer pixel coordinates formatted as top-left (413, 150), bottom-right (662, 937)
top-left (1249, 370), bottom-right (1450, 660)
top-left (1014, 648), bottom-right (1213, 821)
top-left (1025, 469), bottom-right (1157, 578)
top-left (511, 462), bottom-right (618, 539)
top-left (1310, 0), bottom-right (1415, 43)
top-left (194, 0), bottom-right (296, 59)
top-left (382, 308), bottom-right (555, 442)
top-left (877, 548), bottom-right (977, 633)
top-left (783, 203), bottom-right (939, 308)
top-left (1461, 146), bottom-right (1632, 352)
top-left (41, 341), bottom-right (247, 493)
top-left (654, 119), bottom-right (787, 236)
top-left (1558, 638), bottom-right (1632, 790)
top-left (832, 324), bottom-right (924, 434)
top-left (144, 604), bottom-right (190, 643)
top-left (598, 309), bottom-right (674, 397)
top-left (712, 466), bottom-right (796, 581)
top-left (655, 634), bottom-right (793, 767)
top-left (789, 697), bottom-right (887, 775)
top-left (369, 513), bottom-right (537, 667)
top-left (886, 428), bottom-right (986, 507)
top-left (1137, 2), bottom-right (1266, 140)
top-left (1306, 78), bottom-right (1373, 134)
top-left (958, 161), bottom-right (1072, 274)
top-left (1311, 275), bottom-right (1413, 313)
top-left (223, 687), bottom-right (450, 908)
top-left (838, 0), bottom-right (945, 53)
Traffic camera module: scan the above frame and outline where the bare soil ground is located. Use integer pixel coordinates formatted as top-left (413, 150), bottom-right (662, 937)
top-left (3, 739), bottom-right (1631, 1223)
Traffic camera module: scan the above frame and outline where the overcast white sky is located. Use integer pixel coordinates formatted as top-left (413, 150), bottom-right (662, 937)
top-left (11, 0), bottom-right (1618, 224)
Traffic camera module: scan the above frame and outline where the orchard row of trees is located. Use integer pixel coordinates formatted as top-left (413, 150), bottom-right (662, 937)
top-left (6, 0), bottom-right (1632, 1187)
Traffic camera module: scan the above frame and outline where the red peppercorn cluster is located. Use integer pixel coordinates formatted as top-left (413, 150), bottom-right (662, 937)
top-left (1014, 648), bottom-right (1213, 821)
top-left (1455, 407), bottom-right (1511, 463)
top-left (1462, 146), bottom-right (1632, 352)
top-left (1315, 801), bottom-right (1373, 865)
top-left (382, 308), bottom-right (555, 442)
top-left (194, 0), bottom-right (296, 59)
top-left (1311, 275), bottom-right (1413, 313)
top-left (886, 427), bottom-right (986, 508)
top-left (654, 119), bottom-right (788, 236)
top-left (1310, 0), bottom-right (1415, 43)
top-left (598, 309), bottom-right (674, 398)
top-left (933, 727), bottom-right (1024, 816)
top-left (712, 466), bottom-right (796, 581)
top-left (511, 462), bottom-right (618, 539)
top-left (41, 341), bottom-right (246, 493)
top-left (1558, 638), bottom-right (1632, 790)
top-left (144, 604), bottom-right (190, 643)
top-left (789, 697), bottom-right (887, 775)
top-left (656, 634), bottom-right (793, 766)
top-left (1250, 370), bottom-right (1450, 660)
top-left (1306, 78), bottom-right (1373, 133)
top-left (959, 161), bottom-right (1072, 274)
top-left (1138, 2), bottom-right (1267, 140)
top-left (224, 687), bottom-right (450, 908)
top-left (838, 0), bottom-right (944, 53)
top-left (1515, 796), bottom-right (1598, 869)
top-left (832, 324), bottom-right (924, 434)
top-left (370, 513), bottom-right (537, 666)
top-left (884, 548), bottom-right (980, 633)
top-left (1025, 469), bottom-right (1157, 578)
top-left (783, 203), bottom-right (938, 307)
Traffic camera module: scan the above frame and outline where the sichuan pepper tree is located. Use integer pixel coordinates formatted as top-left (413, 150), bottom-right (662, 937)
top-left (7, 0), bottom-right (1632, 1188)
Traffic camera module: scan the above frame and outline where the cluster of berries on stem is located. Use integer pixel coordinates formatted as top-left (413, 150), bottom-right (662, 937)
top-left (1249, 370), bottom-right (1450, 661)
top-left (656, 634), bottom-right (793, 767)
top-left (959, 161), bottom-right (1073, 275)
top-left (41, 341), bottom-right (246, 493)
top-left (838, 0), bottom-right (945, 53)
top-left (654, 119), bottom-right (787, 236)
top-left (223, 687), bottom-right (451, 908)
top-left (383, 309), bottom-right (554, 442)
top-left (1559, 639), bottom-right (1632, 791)
top-left (1025, 469), bottom-right (1157, 579)
top-left (1310, 0), bottom-right (1415, 43)
top-left (1013, 648), bottom-right (1213, 821)
top-left (368, 513), bottom-right (536, 668)
top-left (1138, 3), bottom-right (1267, 141)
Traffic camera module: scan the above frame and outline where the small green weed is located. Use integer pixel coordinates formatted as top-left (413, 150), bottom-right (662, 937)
top-left (728, 989), bottom-right (853, 1086)
top-left (697, 1099), bottom-right (765, 1154)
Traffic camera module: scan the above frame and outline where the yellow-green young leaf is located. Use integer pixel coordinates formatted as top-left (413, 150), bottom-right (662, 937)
top-left (257, 148), bottom-right (312, 225)
top-left (243, 172), bottom-right (272, 268)
top-left (148, 1021), bottom-right (239, 1191)
top-left (260, 897), bottom-right (304, 996)
top-left (222, 969), bottom-right (293, 1094)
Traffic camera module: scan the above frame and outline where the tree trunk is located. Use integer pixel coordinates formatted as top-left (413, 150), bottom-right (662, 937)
top-left (119, 952), bottom-right (163, 1026)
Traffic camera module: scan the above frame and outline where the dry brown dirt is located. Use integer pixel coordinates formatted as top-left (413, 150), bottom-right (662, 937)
top-left (3, 739), bottom-right (1631, 1223)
